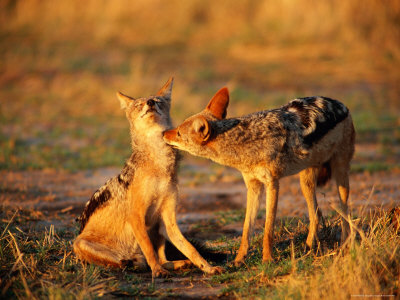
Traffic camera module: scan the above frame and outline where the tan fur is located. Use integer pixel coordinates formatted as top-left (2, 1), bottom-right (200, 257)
top-left (163, 88), bottom-right (355, 264)
top-left (74, 78), bottom-right (223, 277)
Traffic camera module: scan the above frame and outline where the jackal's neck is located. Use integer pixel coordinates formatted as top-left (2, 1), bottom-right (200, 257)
top-left (130, 127), bottom-right (178, 174)
top-left (194, 118), bottom-right (244, 168)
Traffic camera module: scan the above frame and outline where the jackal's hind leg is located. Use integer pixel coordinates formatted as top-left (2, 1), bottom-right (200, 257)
top-left (161, 259), bottom-right (193, 271)
top-left (299, 167), bottom-right (321, 249)
top-left (73, 237), bottom-right (146, 269)
top-left (331, 157), bottom-right (351, 243)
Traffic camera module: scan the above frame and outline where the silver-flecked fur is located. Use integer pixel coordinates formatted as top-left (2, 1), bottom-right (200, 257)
top-left (163, 88), bottom-right (355, 264)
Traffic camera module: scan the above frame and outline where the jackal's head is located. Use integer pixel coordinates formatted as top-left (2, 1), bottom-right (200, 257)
top-left (163, 87), bottom-right (229, 153)
top-left (117, 77), bottom-right (174, 133)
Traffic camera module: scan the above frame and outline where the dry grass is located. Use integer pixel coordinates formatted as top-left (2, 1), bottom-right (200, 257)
top-left (209, 208), bottom-right (400, 299)
top-left (1, 206), bottom-right (398, 299)
top-left (283, 210), bottom-right (400, 299)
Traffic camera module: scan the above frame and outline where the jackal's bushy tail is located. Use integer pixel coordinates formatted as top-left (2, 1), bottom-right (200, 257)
top-left (165, 239), bottom-right (228, 264)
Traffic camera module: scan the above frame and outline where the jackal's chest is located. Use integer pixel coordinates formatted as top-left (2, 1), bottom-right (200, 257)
top-left (131, 169), bottom-right (177, 201)
top-left (143, 180), bottom-right (177, 225)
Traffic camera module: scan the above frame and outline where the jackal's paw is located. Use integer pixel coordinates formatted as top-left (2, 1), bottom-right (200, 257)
top-left (232, 258), bottom-right (245, 267)
top-left (152, 265), bottom-right (170, 278)
top-left (162, 259), bottom-right (193, 271)
top-left (120, 259), bottom-right (134, 268)
top-left (306, 237), bottom-right (320, 250)
top-left (262, 255), bottom-right (274, 264)
top-left (207, 266), bottom-right (225, 275)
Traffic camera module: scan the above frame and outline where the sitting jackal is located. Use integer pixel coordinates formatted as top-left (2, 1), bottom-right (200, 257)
top-left (74, 78), bottom-right (223, 277)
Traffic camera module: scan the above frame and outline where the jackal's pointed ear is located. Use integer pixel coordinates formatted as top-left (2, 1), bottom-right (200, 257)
top-left (206, 87), bottom-right (229, 119)
top-left (116, 91), bottom-right (134, 110)
top-left (156, 77), bottom-right (174, 100)
top-left (192, 115), bottom-right (211, 144)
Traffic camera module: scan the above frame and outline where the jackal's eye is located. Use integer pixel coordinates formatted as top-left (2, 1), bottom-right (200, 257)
top-left (177, 130), bottom-right (181, 137)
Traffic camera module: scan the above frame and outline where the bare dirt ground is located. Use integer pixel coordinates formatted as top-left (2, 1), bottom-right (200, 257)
top-left (1, 161), bottom-right (398, 223)
top-left (1, 158), bottom-right (399, 298)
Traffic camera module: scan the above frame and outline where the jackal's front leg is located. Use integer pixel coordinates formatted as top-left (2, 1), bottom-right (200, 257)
top-left (263, 179), bottom-right (279, 262)
top-left (234, 176), bottom-right (263, 266)
top-left (129, 213), bottom-right (168, 278)
top-left (153, 231), bottom-right (193, 271)
top-left (161, 201), bottom-right (224, 275)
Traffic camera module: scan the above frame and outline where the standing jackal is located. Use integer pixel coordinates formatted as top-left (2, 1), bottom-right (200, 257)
top-left (74, 78), bottom-right (223, 277)
top-left (163, 87), bottom-right (355, 265)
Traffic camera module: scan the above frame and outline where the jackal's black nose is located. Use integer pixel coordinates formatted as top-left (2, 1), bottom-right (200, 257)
top-left (147, 99), bottom-right (155, 107)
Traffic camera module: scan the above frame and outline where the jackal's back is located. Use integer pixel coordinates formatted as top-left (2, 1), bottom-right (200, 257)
top-left (213, 96), bottom-right (350, 153)
top-left (78, 156), bottom-right (135, 233)
top-left (284, 96), bottom-right (349, 147)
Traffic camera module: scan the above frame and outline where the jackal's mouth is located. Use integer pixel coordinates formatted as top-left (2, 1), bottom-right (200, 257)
top-left (164, 138), bottom-right (180, 149)
top-left (140, 108), bottom-right (160, 118)
top-left (162, 136), bottom-right (175, 147)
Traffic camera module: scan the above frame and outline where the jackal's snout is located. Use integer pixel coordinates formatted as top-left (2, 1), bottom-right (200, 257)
top-left (163, 129), bottom-right (177, 144)
top-left (147, 99), bottom-right (155, 107)
top-left (141, 98), bottom-right (161, 118)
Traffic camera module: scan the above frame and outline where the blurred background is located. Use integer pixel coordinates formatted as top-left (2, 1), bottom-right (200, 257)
top-left (1, 0), bottom-right (399, 171)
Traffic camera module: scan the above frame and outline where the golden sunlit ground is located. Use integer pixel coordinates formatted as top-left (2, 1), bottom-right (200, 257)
top-left (1, 1), bottom-right (400, 298)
